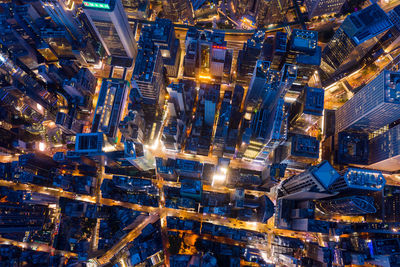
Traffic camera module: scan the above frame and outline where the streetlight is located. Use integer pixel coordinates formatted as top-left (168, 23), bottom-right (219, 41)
top-left (151, 140), bottom-right (159, 150)
top-left (36, 103), bottom-right (43, 111)
top-left (38, 142), bottom-right (46, 152)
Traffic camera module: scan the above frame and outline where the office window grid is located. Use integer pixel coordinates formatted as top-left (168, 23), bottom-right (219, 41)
top-left (336, 71), bottom-right (400, 133)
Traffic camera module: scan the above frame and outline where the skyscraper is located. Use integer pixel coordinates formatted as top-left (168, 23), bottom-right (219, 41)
top-left (40, 27), bottom-right (76, 60)
top-left (304, 0), bottom-right (346, 19)
top-left (213, 92), bottom-right (232, 157)
top-left (119, 110), bottom-right (146, 144)
top-left (382, 185), bottom-right (400, 222)
top-left (91, 79), bottom-right (129, 140)
top-left (166, 82), bottom-right (186, 116)
top-left (316, 196), bottom-right (376, 215)
top-left (162, 0), bottom-right (193, 24)
top-left (329, 168), bottom-right (386, 192)
top-left (83, 0), bottom-right (137, 66)
top-left (335, 71), bottom-right (400, 134)
top-left (42, 0), bottom-right (100, 65)
top-left (0, 52), bottom-right (58, 121)
top-left (242, 97), bottom-right (287, 161)
top-left (286, 30), bottom-right (321, 87)
top-left (255, 0), bottom-right (290, 27)
top-left (120, 0), bottom-right (149, 19)
top-left (320, 4), bottom-right (392, 83)
top-left (245, 60), bottom-right (275, 112)
top-left (132, 44), bottom-right (165, 107)
top-left (335, 131), bottom-right (369, 165)
top-left (241, 63), bottom-right (296, 161)
top-left (368, 123), bottom-right (400, 171)
top-left (236, 31), bottom-right (264, 84)
top-left (139, 19), bottom-right (181, 77)
top-left (275, 134), bottom-right (319, 168)
top-left (203, 84), bottom-right (220, 127)
top-left (289, 87), bottom-right (324, 132)
top-left (279, 161), bottom-right (340, 200)
top-left (41, 0), bottom-right (85, 40)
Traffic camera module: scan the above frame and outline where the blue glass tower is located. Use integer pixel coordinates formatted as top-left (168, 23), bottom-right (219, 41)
top-left (320, 4), bottom-right (393, 83)
top-left (335, 70), bottom-right (400, 134)
top-left (316, 196), bottom-right (376, 215)
top-left (369, 123), bottom-right (400, 171)
top-left (83, 0), bottom-right (137, 66)
top-left (329, 168), bottom-right (386, 192)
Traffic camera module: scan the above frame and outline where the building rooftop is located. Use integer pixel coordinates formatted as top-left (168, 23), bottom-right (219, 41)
top-left (342, 3), bottom-right (393, 44)
top-left (290, 29), bottom-right (318, 53)
top-left (342, 168), bottom-right (386, 191)
top-left (311, 161), bottom-right (340, 189)
top-left (384, 71), bottom-right (400, 104)
top-left (139, 18), bottom-right (174, 48)
top-left (303, 87), bottom-right (324, 116)
top-left (132, 46), bottom-right (160, 82)
top-left (83, 0), bottom-right (114, 10)
top-left (254, 60), bottom-right (271, 79)
top-left (337, 132), bottom-right (369, 165)
top-left (290, 134), bottom-right (319, 159)
top-left (274, 31), bottom-right (287, 53)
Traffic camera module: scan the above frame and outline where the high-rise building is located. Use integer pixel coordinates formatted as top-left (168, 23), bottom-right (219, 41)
top-left (64, 68), bottom-right (97, 98)
top-left (0, 52), bottom-right (58, 121)
top-left (385, 5), bottom-right (400, 53)
top-left (132, 45), bottom-right (165, 105)
top-left (271, 32), bottom-right (287, 69)
top-left (213, 92), bottom-right (232, 157)
top-left (316, 196), bottom-right (376, 215)
top-left (289, 87), bottom-right (324, 132)
top-left (41, 0), bottom-right (85, 40)
top-left (245, 60), bottom-right (275, 112)
top-left (119, 110), bottom-right (146, 144)
top-left (329, 168), bottom-right (386, 192)
top-left (183, 29), bottom-right (232, 81)
top-left (241, 63), bottom-right (296, 161)
top-left (236, 31), bottom-right (264, 84)
top-left (286, 30), bottom-right (321, 87)
top-left (167, 82), bottom-right (187, 115)
top-left (320, 4), bottom-right (393, 83)
top-left (91, 78), bottom-right (129, 140)
top-left (382, 185), bottom-right (400, 222)
top-left (56, 110), bottom-right (84, 135)
top-left (244, 99), bottom-right (287, 161)
top-left (183, 39), bottom-right (198, 77)
top-left (162, 0), bottom-right (193, 24)
top-left (335, 71), bottom-right (400, 134)
top-left (335, 131), bottom-right (369, 165)
top-left (74, 132), bottom-right (105, 154)
top-left (368, 123), bottom-right (400, 171)
top-left (202, 84), bottom-right (220, 127)
top-left (132, 44), bottom-right (166, 120)
top-left (0, 3), bottom-right (45, 68)
top-left (139, 19), bottom-right (181, 77)
top-left (279, 161), bottom-right (340, 200)
top-left (275, 134), bottom-right (319, 168)
top-left (41, 0), bottom-right (100, 65)
top-left (256, 0), bottom-right (290, 27)
top-left (162, 119), bottom-right (185, 152)
top-left (121, 0), bottom-right (149, 19)
top-left (83, 0), bottom-right (137, 66)
top-left (304, 0), bottom-right (346, 19)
